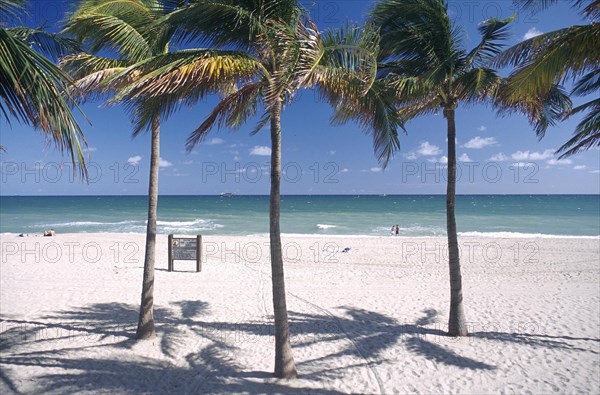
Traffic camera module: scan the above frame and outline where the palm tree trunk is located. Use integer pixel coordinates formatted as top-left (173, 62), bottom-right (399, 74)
top-left (445, 107), bottom-right (468, 337)
top-left (269, 98), bottom-right (298, 378)
top-left (136, 114), bottom-right (159, 339)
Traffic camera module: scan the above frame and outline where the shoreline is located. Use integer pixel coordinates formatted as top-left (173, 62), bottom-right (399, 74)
top-left (2, 231), bottom-right (599, 239)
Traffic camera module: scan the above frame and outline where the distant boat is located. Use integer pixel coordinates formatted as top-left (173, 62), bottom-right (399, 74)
top-left (220, 192), bottom-right (235, 197)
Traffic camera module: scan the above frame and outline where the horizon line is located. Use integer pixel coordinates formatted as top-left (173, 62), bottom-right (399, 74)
top-left (1, 193), bottom-right (599, 197)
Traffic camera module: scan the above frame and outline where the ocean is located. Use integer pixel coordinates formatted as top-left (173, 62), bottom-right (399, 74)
top-left (0, 195), bottom-right (598, 237)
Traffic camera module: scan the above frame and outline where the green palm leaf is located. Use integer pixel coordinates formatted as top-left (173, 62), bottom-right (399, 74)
top-left (465, 16), bottom-right (514, 67)
top-left (499, 0), bottom-right (600, 156)
top-left (185, 81), bottom-right (264, 149)
top-left (557, 99), bottom-right (600, 156)
top-left (109, 49), bottom-right (264, 103)
top-left (0, 23), bottom-right (87, 177)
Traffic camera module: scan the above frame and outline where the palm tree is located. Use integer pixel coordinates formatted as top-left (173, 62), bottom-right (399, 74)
top-left (498, 0), bottom-right (599, 156)
top-left (110, 0), bottom-right (401, 378)
top-left (370, 0), bottom-right (570, 336)
top-left (62, 0), bottom-right (182, 340)
top-left (0, 0), bottom-right (87, 173)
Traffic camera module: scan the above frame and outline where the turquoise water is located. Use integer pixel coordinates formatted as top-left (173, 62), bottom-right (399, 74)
top-left (0, 195), bottom-right (598, 237)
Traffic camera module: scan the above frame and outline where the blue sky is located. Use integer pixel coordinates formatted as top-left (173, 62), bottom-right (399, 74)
top-left (1, 0), bottom-right (599, 195)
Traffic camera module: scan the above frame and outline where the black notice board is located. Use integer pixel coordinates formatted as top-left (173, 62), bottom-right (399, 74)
top-left (173, 238), bottom-right (197, 260)
top-left (168, 234), bottom-right (201, 272)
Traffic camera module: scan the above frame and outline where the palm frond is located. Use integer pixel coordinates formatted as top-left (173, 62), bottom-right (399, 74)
top-left (250, 110), bottom-right (270, 135)
top-left (63, 0), bottom-right (154, 61)
top-left (6, 27), bottom-right (80, 59)
top-left (320, 78), bottom-right (403, 167)
top-left (385, 74), bottom-right (435, 104)
top-left (125, 94), bottom-right (182, 137)
top-left (0, 27), bottom-right (87, 177)
top-left (260, 18), bottom-right (304, 104)
top-left (464, 16), bottom-right (514, 67)
top-left (514, 0), bottom-right (599, 21)
top-left (185, 81), bottom-right (264, 150)
top-left (513, 0), bottom-right (562, 13)
top-left (557, 97), bottom-right (600, 157)
top-left (318, 23), bottom-right (380, 94)
top-left (582, 0), bottom-right (600, 20)
top-left (396, 96), bottom-right (440, 122)
top-left (497, 24), bottom-right (600, 98)
top-left (370, 0), bottom-right (460, 83)
top-left (571, 68), bottom-right (600, 96)
top-left (60, 52), bottom-right (131, 79)
top-left (163, 0), bottom-right (265, 49)
top-left (453, 67), bottom-right (502, 103)
top-left (110, 48), bottom-right (264, 103)
top-left (0, 0), bottom-right (25, 22)
top-left (164, 0), bottom-right (304, 49)
top-left (495, 82), bottom-right (572, 137)
top-left (61, 53), bottom-right (131, 101)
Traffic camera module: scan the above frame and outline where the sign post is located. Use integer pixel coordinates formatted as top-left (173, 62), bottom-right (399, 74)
top-left (168, 234), bottom-right (202, 272)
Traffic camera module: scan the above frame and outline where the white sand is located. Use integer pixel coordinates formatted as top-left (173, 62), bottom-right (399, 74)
top-left (1, 233), bottom-right (598, 394)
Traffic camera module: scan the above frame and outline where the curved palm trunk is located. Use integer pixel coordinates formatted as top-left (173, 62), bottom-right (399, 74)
top-left (136, 114), bottom-right (160, 339)
top-left (445, 108), bottom-right (468, 337)
top-left (269, 98), bottom-right (298, 378)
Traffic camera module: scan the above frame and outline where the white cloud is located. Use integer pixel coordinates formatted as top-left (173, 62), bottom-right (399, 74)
top-left (233, 155), bottom-right (240, 161)
top-left (427, 156), bottom-right (448, 165)
top-left (511, 149), bottom-right (554, 161)
top-left (341, 168), bottom-right (349, 173)
top-left (370, 167), bottom-right (382, 173)
top-left (428, 156), bottom-right (448, 164)
top-left (489, 153), bottom-right (508, 162)
top-left (477, 125), bottom-right (487, 132)
top-left (547, 158), bottom-right (573, 166)
top-left (83, 147), bottom-right (97, 153)
top-left (512, 162), bottom-right (534, 168)
top-left (250, 146), bottom-right (271, 156)
top-left (573, 165), bottom-right (587, 170)
top-left (416, 141), bottom-right (441, 156)
top-left (329, 150), bottom-right (336, 156)
top-left (159, 158), bottom-right (173, 168)
top-left (530, 150), bottom-right (556, 160)
top-left (182, 160), bottom-right (194, 165)
top-left (127, 155), bottom-right (142, 166)
top-left (523, 27), bottom-right (543, 40)
top-left (404, 152), bottom-right (418, 160)
top-left (458, 153), bottom-right (473, 162)
top-left (205, 137), bottom-right (224, 145)
top-left (589, 170), bottom-right (600, 174)
top-left (463, 136), bottom-right (497, 149)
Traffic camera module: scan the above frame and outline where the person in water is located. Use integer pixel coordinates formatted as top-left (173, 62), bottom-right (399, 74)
top-left (394, 225), bottom-right (400, 235)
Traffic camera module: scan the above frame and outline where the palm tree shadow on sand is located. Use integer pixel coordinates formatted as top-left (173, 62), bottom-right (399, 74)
top-left (1, 303), bottom-right (598, 393)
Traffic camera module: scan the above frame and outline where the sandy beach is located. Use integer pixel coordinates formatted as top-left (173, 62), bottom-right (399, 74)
top-left (0, 233), bottom-right (598, 394)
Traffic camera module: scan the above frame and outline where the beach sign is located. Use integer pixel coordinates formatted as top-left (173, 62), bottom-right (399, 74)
top-left (168, 234), bottom-right (202, 272)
